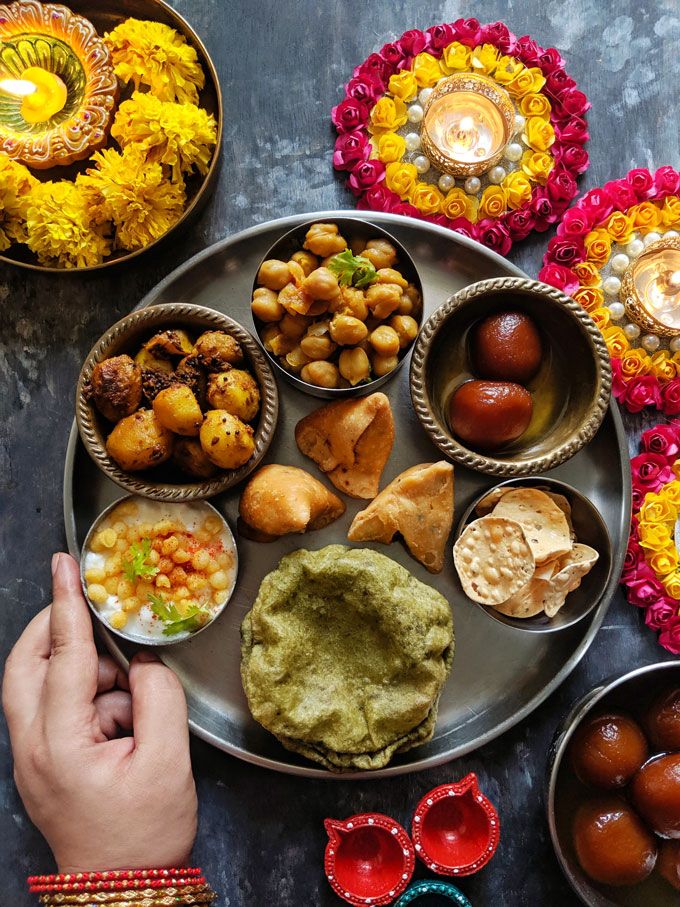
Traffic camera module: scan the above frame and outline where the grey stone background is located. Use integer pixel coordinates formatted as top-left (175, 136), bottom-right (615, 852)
top-left (1, 0), bottom-right (678, 903)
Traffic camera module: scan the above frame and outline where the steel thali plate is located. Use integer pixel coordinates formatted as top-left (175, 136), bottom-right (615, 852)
top-left (63, 211), bottom-right (631, 779)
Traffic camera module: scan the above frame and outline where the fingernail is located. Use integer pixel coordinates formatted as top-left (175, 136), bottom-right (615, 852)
top-left (51, 553), bottom-right (61, 576)
top-left (134, 650), bottom-right (159, 664)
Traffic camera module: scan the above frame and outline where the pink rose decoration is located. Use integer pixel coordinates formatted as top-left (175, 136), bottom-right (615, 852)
top-left (556, 116), bottom-right (589, 144)
top-left (444, 216), bottom-right (475, 239)
top-left (554, 143), bottom-right (590, 175)
top-left (331, 97), bottom-right (370, 133)
top-left (556, 88), bottom-right (591, 117)
top-left (480, 21), bottom-right (516, 53)
top-left (536, 47), bottom-right (564, 75)
top-left (546, 235), bottom-right (584, 266)
top-left (453, 17), bottom-right (483, 47)
top-left (379, 42), bottom-right (403, 67)
top-left (654, 165), bottom-right (680, 197)
top-left (603, 178), bottom-right (638, 211)
top-left (345, 74), bottom-right (384, 105)
top-left (538, 262), bottom-right (579, 294)
top-left (647, 600), bottom-right (679, 633)
top-left (640, 422), bottom-right (680, 458)
top-left (631, 452), bottom-right (674, 493)
top-left (505, 208), bottom-right (536, 241)
top-left (557, 205), bottom-right (591, 239)
top-left (347, 159), bottom-right (385, 195)
top-left (354, 53), bottom-right (391, 86)
top-left (426, 23), bottom-right (457, 50)
top-left (610, 357), bottom-right (626, 400)
top-left (621, 537), bottom-right (643, 584)
top-left (475, 219), bottom-right (512, 256)
top-left (531, 191), bottom-right (558, 230)
top-left (580, 187), bottom-right (614, 224)
top-left (627, 167), bottom-right (654, 198)
top-left (397, 28), bottom-right (429, 57)
top-left (628, 573), bottom-right (667, 608)
top-left (546, 169), bottom-right (578, 204)
top-left (356, 184), bottom-right (401, 213)
top-left (332, 131), bottom-right (370, 171)
top-left (546, 69), bottom-right (576, 98)
top-left (662, 379), bottom-right (680, 415)
top-left (514, 35), bottom-right (541, 64)
top-left (624, 376), bottom-right (663, 413)
top-left (659, 614), bottom-right (680, 653)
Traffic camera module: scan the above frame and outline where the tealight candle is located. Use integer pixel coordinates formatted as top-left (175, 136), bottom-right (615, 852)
top-left (621, 237), bottom-right (680, 337)
top-left (420, 74), bottom-right (514, 178)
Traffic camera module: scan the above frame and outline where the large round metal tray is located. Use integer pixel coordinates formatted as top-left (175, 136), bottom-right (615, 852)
top-left (63, 211), bottom-right (632, 779)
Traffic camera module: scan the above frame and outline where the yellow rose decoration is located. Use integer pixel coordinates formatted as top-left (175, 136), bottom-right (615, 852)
top-left (442, 187), bottom-right (478, 222)
top-left (650, 351), bottom-right (677, 380)
top-left (661, 480), bottom-right (680, 506)
top-left (478, 185), bottom-right (507, 219)
top-left (639, 522), bottom-right (673, 552)
top-left (573, 286), bottom-right (605, 312)
top-left (674, 460), bottom-right (680, 481)
top-left (388, 71), bottom-right (418, 103)
top-left (589, 307), bottom-right (610, 331)
top-left (506, 66), bottom-right (546, 98)
top-left (574, 260), bottom-right (603, 288)
top-left (440, 41), bottom-right (471, 73)
top-left (640, 493), bottom-right (678, 525)
top-left (601, 325), bottom-right (630, 358)
top-left (520, 150), bottom-right (553, 185)
top-left (603, 210), bottom-right (635, 244)
top-left (584, 229), bottom-right (612, 267)
top-left (661, 195), bottom-right (680, 228)
top-left (649, 548), bottom-right (679, 577)
top-left (620, 349), bottom-right (651, 379)
top-left (368, 96), bottom-right (408, 135)
top-left (470, 43), bottom-right (500, 76)
top-left (630, 200), bottom-right (662, 233)
top-left (410, 182), bottom-right (444, 215)
top-left (523, 117), bottom-right (555, 152)
top-left (412, 52), bottom-right (443, 88)
top-left (502, 171), bottom-right (532, 210)
top-left (672, 351), bottom-right (680, 372)
top-left (519, 93), bottom-right (552, 118)
top-left (385, 162), bottom-right (418, 198)
top-left (494, 56), bottom-right (524, 85)
top-left (377, 132), bottom-right (406, 164)
top-left (662, 572), bottom-right (680, 600)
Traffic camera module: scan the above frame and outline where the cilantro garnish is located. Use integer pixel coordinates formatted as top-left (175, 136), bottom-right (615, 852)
top-left (147, 593), bottom-right (211, 637)
top-left (123, 539), bottom-right (159, 583)
top-left (328, 249), bottom-right (378, 289)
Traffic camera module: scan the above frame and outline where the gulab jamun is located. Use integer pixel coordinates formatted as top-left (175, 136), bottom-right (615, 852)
top-left (448, 380), bottom-right (532, 450)
top-left (570, 713), bottom-right (648, 789)
top-left (471, 311), bottom-right (542, 383)
top-left (658, 840), bottom-right (680, 890)
top-left (573, 796), bottom-right (657, 886)
top-left (631, 753), bottom-right (680, 839)
top-left (647, 687), bottom-right (680, 752)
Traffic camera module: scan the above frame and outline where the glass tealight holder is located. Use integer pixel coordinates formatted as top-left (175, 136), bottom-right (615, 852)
top-left (621, 237), bottom-right (680, 338)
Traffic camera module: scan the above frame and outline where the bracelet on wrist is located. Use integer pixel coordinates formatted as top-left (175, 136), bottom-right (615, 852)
top-left (28, 869), bottom-right (217, 906)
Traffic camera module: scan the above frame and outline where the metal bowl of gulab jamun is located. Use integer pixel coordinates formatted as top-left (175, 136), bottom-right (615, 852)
top-left (409, 277), bottom-right (612, 476)
top-left (76, 303), bottom-right (279, 501)
top-left (548, 661), bottom-right (680, 905)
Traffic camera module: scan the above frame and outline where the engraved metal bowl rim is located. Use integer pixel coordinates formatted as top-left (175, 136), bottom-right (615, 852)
top-left (0, 0), bottom-right (224, 273)
top-left (409, 276), bottom-right (613, 477)
top-left (75, 302), bottom-right (279, 501)
top-left (621, 235), bottom-right (680, 340)
top-left (453, 476), bottom-right (614, 634)
top-left (546, 660), bottom-right (680, 907)
top-left (250, 214), bottom-right (425, 400)
top-left (79, 492), bottom-right (239, 647)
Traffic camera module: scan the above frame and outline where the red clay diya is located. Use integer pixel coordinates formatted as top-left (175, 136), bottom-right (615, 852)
top-left (324, 813), bottom-right (415, 906)
top-left (412, 773), bottom-right (500, 876)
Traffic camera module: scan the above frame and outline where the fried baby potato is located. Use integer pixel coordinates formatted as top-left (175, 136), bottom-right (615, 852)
top-left (239, 464), bottom-right (345, 539)
top-left (144, 329), bottom-right (193, 358)
top-left (453, 516), bottom-right (535, 605)
top-left (175, 354), bottom-right (207, 407)
top-left (106, 409), bottom-right (174, 471)
top-left (200, 410), bottom-right (255, 469)
top-left (88, 354), bottom-right (142, 422)
top-left (152, 384), bottom-right (203, 436)
top-left (172, 437), bottom-right (219, 479)
top-left (194, 331), bottom-right (244, 370)
top-left (207, 370), bottom-right (260, 422)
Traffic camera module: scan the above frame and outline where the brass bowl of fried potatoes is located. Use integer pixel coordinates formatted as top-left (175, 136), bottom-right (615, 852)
top-left (76, 303), bottom-right (279, 501)
top-left (453, 477), bottom-right (612, 633)
top-left (250, 216), bottom-right (424, 399)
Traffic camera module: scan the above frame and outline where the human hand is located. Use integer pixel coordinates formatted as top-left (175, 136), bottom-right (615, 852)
top-left (2, 552), bottom-right (198, 873)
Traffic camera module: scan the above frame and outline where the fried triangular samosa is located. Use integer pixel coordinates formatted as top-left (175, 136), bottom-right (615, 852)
top-left (348, 461), bottom-right (454, 572)
top-left (295, 392), bottom-right (394, 499)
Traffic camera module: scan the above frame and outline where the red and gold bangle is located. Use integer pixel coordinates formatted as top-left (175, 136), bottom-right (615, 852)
top-left (29, 870), bottom-right (203, 885)
top-left (28, 869), bottom-right (216, 906)
top-left (31, 877), bottom-right (206, 894)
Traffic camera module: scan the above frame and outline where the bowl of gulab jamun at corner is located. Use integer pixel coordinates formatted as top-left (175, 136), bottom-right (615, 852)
top-left (76, 303), bottom-right (279, 502)
top-left (250, 216), bottom-right (424, 399)
top-left (409, 277), bottom-right (612, 476)
top-left (548, 661), bottom-right (680, 907)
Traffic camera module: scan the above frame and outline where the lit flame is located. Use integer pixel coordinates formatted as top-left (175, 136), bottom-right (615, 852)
top-left (0, 78), bottom-right (37, 99)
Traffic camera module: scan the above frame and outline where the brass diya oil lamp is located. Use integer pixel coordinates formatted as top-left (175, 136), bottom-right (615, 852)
top-left (621, 236), bottom-right (680, 339)
top-left (0, 0), bottom-right (118, 168)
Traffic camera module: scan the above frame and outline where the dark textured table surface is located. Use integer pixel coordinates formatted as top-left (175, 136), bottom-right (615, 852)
top-left (1, 0), bottom-right (678, 904)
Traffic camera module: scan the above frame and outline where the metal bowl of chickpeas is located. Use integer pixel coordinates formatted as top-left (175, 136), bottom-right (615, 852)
top-left (80, 495), bottom-right (238, 646)
top-left (250, 217), bottom-right (424, 398)
top-left (76, 303), bottom-right (279, 501)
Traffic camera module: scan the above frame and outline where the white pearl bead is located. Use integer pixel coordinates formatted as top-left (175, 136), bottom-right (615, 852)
top-left (666, 230), bottom-right (679, 239)
top-left (626, 238), bottom-right (644, 258)
top-left (671, 337), bottom-right (680, 352)
top-left (408, 104), bottom-right (424, 123)
top-left (624, 323), bottom-right (641, 340)
top-left (413, 154), bottom-right (430, 174)
top-left (503, 142), bottom-right (523, 162)
top-left (404, 132), bottom-right (421, 152)
top-left (464, 176), bottom-right (481, 194)
top-left (610, 253), bottom-right (630, 275)
top-left (608, 302), bottom-right (625, 320)
top-left (642, 334), bottom-right (661, 352)
top-left (514, 114), bottom-right (525, 132)
top-left (438, 174), bottom-right (455, 192)
top-left (602, 276), bottom-right (622, 297)
top-left (418, 88), bottom-right (433, 105)
top-left (488, 165), bottom-right (506, 184)
top-left (644, 231), bottom-right (661, 246)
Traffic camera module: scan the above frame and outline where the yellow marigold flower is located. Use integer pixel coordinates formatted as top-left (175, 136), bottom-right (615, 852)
top-left (442, 188), bottom-right (478, 222)
top-left (440, 41), bottom-right (471, 73)
top-left (502, 171), bottom-right (532, 210)
top-left (385, 162), bottom-right (418, 198)
top-left (589, 307), bottom-right (610, 331)
top-left (662, 571), bottom-right (680, 601)
top-left (620, 349), bottom-right (651, 378)
top-left (649, 350), bottom-right (677, 380)
top-left (639, 521), bottom-right (673, 552)
top-left (573, 286), bottom-right (605, 312)
top-left (410, 182), bottom-right (444, 215)
top-left (76, 147), bottom-right (186, 252)
top-left (600, 325), bottom-right (630, 358)
top-left (640, 493), bottom-right (678, 525)
top-left (603, 210), bottom-right (635, 244)
top-left (523, 116), bottom-right (555, 152)
top-left (630, 200), bottom-right (662, 233)
top-left (494, 55), bottom-right (524, 84)
top-left (368, 96), bottom-right (408, 134)
top-left (518, 93), bottom-right (551, 118)
top-left (478, 185), bottom-right (507, 219)
top-left (0, 154), bottom-right (36, 250)
top-left (520, 150), bottom-right (553, 185)
top-left (388, 71), bottom-right (418, 102)
top-left (574, 260), bottom-right (602, 288)
top-left (24, 181), bottom-right (110, 268)
top-left (377, 132), bottom-right (406, 164)
top-left (584, 228), bottom-right (612, 267)
top-left (661, 194), bottom-right (680, 228)
top-left (661, 480), bottom-right (680, 506)
top-left (111, 92), bottom-right (218, 181)
top-left (648, 547), bottom-right (679, 577)
top-left (105, 18), bottom-right (205, 104)
top-left (470, 44), bottom-right (500, 76)
top-left (412, 52), bottom-right (443, 87)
